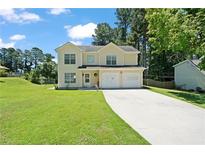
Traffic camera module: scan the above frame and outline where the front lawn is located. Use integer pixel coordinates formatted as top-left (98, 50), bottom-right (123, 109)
top-left (148, 86), bottom-right (205, 109)
top-left (0, 78), bottom-right (148, 144)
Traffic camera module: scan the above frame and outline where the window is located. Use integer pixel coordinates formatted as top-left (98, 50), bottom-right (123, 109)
top-left (87, 55), bottom-right (95, 64)
top-left (65, 73), bottom-right (76, 83)
top-left (64, 54), bottom-right (75, 64)
top-left (106, 55), bottom-right (116, 65)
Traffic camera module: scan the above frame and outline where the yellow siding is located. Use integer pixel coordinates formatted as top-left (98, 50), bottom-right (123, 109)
top-left (83, 52), bottom-right (98, 65)
top-left (57, 42), bottom-right (141, 88)
top-left (57, 43), bottom-right (82, 88)
top-left (98, 44), bottom-right (124, 65)
top-left (124, 53), bottom-right (138, 65)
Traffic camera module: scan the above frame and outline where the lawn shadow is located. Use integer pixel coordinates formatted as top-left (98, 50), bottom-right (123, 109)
top-left (168, 91), bottom-right (205, 105)
top-left (0, 80), bottom-right (5, 83)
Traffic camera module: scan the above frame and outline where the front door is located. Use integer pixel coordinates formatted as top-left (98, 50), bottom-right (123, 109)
top-left (84, 73), bottom-right (90, 87)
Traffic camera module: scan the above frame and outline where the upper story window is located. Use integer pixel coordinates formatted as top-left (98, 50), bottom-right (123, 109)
top-left (106, 55), bottom-right (117, 65)
top-left (64, 54), bottom-right (75, 64)
top-left (87, 55), bottom-right (95, 64)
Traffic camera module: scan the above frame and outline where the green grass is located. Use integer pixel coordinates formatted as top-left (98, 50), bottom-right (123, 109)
top-left (0, 78), bottom-right (148, 144)
top-left (148, 86), bottom-right (205, 109)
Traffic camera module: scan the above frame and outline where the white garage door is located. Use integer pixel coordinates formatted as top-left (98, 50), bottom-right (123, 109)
top-left (101, 72), bottom-right (120, 88)
top-left (122, 72), bottom-right (140, 88)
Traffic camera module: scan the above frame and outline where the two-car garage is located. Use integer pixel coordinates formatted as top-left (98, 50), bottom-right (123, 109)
top-left (100, 69), bottom-right (143, 88)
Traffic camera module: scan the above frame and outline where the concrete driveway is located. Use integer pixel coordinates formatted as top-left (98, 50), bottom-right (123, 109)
top-left (103, 89), bottom-right (205, 145)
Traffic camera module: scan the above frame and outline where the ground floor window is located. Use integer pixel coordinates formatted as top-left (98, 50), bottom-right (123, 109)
top-left (65, 73), bottom-right (76, 83)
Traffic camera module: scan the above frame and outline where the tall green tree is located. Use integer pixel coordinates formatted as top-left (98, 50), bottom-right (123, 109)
top-left (128, 9), bottom-right (148, 67)
top-left (115, 8), bottom-right (132, 44)
top-left (145, 9), bottom-right (196, 79)
top-left (23, 49), bottom-right (33, 72)
top-left (31, 47), bottom-right (44, 68)
top-left (92, 23), bottom-right (114, 45)
top-left (199, 56), bottom-right (205, 70)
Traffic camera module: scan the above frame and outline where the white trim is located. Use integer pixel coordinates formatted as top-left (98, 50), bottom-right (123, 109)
top-left (173, 60), bottom-right (190, 67)
top-left (55, 42), bottom-right (82, 52)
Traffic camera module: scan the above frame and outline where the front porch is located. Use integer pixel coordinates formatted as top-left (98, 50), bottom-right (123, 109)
top-left (81, 70), bottom-right (99, 88)
top-left (79, 66), bottom-right (145, 89)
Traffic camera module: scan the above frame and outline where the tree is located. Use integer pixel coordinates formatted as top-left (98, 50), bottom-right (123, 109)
top-left (31, 47), bottom-right (44, 69)
top-left (115, 8), bottom-right (132, 44)
top-left (128, 9), bottom-right (148, 67)
top-left (23, 49), bottom-right (33, 72)
top-left (184, 9), bottom-right (205, 57)
top-left (199, 56), bottom-right (205, 70)
top-left (0, 48), bottom-right (8, 67)
top-left (92, 23), bottom-right (114, 45)
top-left (145, 9), bottom-right (196, 79)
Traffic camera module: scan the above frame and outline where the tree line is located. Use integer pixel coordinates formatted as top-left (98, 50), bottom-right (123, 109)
top-left (0, 47), bottom-right (57, 84)
top-left (92, 8), bottom-right (205, 81)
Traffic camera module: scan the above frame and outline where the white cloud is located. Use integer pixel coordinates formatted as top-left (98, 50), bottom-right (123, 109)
top-left (10, 34), bottom-right (26, 41)
top-left (0, 38), bottom-right (15, 48)
top-left (64, 23), bottom-right (97, 40)
top-left (49, 8), bottom-right (71, 15)
top-left (70, 40), bottom-right (82, 45)
top-left (0, 9), bottom-right (41, 23)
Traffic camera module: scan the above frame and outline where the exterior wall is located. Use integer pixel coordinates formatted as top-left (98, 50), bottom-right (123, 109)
top-left (79, 44), bottom-right (139, 66)
top-left (98, 45), bottom-right (125, 65)
top-left (175, 61), bottom-right (205, 90)
top-left (57, 43), bottom-right (142, 88)
top-left (124, 53), bottom-right (138, 65)
top-left (57, 44), bottom-right (83, 88)
top-left (83, 52), bottom-right (99, 65)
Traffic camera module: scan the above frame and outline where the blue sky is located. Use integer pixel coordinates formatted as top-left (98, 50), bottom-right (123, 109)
top-left (0, 8), bottom-right (116, 58)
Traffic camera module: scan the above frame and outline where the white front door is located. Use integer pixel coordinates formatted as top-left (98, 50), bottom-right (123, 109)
top-left (84, 73), bottom-right (90, 87)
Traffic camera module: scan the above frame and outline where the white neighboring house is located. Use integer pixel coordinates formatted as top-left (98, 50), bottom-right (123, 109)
top-left (173, 57), bottom-right (205, 90)
top-left (55, 42), bottom-right (145, 89)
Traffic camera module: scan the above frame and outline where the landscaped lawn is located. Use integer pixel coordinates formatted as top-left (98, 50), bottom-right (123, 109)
top-left (148, 86), bottom-right (205, 109)
top-left (0, 77), bottom-right (148, 144)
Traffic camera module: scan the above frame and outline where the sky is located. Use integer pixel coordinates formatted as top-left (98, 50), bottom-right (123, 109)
top-left (0, 8), bottom-right (116, 58)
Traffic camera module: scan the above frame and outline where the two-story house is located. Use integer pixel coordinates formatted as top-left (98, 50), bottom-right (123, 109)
top-left (56, 42), bottom-right (145, 89)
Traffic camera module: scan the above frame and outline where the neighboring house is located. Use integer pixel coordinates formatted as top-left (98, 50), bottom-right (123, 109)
top-left (56, 42), bottom-right (145, 89)
top-left (173, 57), bottom-right (205, 90)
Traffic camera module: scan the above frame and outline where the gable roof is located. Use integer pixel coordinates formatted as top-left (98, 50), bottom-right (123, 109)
top-left (55, 42), bottom-right (140, 53)
top-left (173, 59), bottom-right (205, 75)
top-left (78, 45), bottom-right (139, 52)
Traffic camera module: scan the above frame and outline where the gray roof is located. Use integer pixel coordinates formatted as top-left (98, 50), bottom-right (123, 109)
top-left (78, 45), bottom-right (103, 52)
top-left (173, 58), bottom-right (205, 75)
top-left (77, 45), bottom-right (139, 52)
top-left (55, 42), bottom-right (140, 53)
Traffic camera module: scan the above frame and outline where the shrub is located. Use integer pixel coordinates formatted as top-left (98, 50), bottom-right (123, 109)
top-left (0, 69), bottom-right (8, 77)
top-left (196, 87), bottom-right (204, 93)
top-left (30, 70), bottom-right (41, 84)
top-left (24, 72), bottom-right (31, 80)
top-left (24, 71), bottom-right (41, 84)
